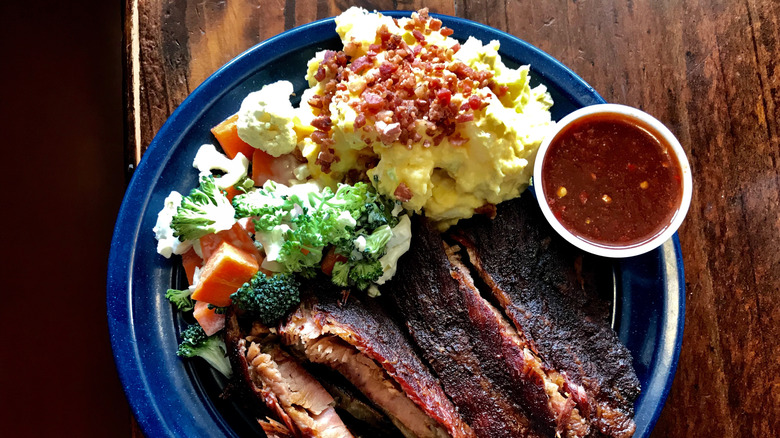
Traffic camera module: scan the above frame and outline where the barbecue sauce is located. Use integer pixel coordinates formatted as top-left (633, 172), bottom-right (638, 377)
top-left (542, 113), bottom-right (683, 247)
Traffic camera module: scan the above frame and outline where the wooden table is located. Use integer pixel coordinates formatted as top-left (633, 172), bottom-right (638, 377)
top-left (125, 0), bottom-right (780, 436)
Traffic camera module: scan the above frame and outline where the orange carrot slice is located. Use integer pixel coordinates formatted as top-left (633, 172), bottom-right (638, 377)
top-left (211, 114), bottom-right (255, 160)
top-left (191, 241), bottom-right (259, 307)
top-left (193, 300), bottom-right (225, 336)
top-left (181, 248), bottom-right (203, 286)
top-left (252, 149), bottom-right (276, 187)
top-left (320, 247), bottom-right (347, 276)
top-left (200, 223), bottom-right (263, 265)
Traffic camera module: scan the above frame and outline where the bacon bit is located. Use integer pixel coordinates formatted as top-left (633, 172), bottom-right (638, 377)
top-left (354, 113), bottom-right (366, 129)
top-left (351, 56), bottom-right (373, 74)
top-left (475, 203), bottom-right (497, 219)
top-left (336, 52), bottom-right (348, 66)
top-left (379, 24), bottom-right (392, 41)
top-left (429, 18), bottom-right (442, 31)
top-left (323, 50), bottom-right (335, 62)
top-left (497, 85), bottom-right (510, 97)
top-left (440, 27), bottom-right (454, 37)
top-left (450, 62), bottom-right (476, 80)
top-left (315, 147), bottom-right (339, 173)
top-left (413, 29), bottom-right (425, 42)
top-left (314, 65), bottom-right (326, 82)
top-left (394, 183), bottom-right (413, 202)
top-left (376, 121), bottom-right (402, 145)
top-left (311, 116), bottom-right (332, 131)
top-left (455, 112), bottom-right (474, 123)
top-left (379, 62), bottom-right (398, 77)
top-left (451, 42), bottom-right (461, 53)
top-left (363, 92), bottom-right (384, 111)
top-left (467, 94), bottom-right (483, 110)
top-left (311, 130), bottom-right (330, 145)
top-left (404, 21), bottom-right (415, 31)
top-left (436, 88), bottom-right (452, 105)
top-left (307, 94), bottom-right (323, 109)
top-left (369, 43), bottom-right (381, 52)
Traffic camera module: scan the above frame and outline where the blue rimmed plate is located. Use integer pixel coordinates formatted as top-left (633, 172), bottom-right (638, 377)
top-left (108, 11), bottom-right (684, 438)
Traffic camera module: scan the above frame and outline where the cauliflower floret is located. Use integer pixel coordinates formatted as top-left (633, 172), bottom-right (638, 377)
top-left (237, 80), bottom-right (298, 157)
top-left (192, 144), bottom-right (249, 189)
top-left (153, 191), bottom-right (193, 258)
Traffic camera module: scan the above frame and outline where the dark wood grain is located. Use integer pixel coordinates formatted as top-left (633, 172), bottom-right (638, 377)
top-left (125, 1), bottom-right (780, 436)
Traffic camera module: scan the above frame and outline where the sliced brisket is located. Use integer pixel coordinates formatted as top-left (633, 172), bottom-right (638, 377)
top-left (225, 311), bottom-right (353, 438)
top-left (452, 192), bottom-right (640, 438)
top-left (280, 281), bottom-right (474, 438)
top-left (388, 217), bottom-right (589, 438)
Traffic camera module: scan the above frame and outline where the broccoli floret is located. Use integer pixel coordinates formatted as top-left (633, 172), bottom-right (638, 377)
top-left (165, 288), bottom-right (194, 312)
top-left (331, 261), bottom-right (350, 287)
top-left (231, 272), bottom-right (300, 324)
top-left (171, 175), bottom-right (235, 241)
top-left (332, 260), bottom-right (383, 291)
top-left (176, 324), bottom-right (232, 378)
top-left (362, 225), bottom-right (392, 254)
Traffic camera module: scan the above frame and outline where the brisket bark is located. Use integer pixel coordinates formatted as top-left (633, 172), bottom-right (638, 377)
top-left (280, 280), bottom-right (474, 438)
top-left (388, 217), bottom-right (590, 438)
top-left (451, 192), bottom-right (640, 438)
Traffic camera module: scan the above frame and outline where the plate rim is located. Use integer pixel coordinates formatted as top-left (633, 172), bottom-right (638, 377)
top-left (108, 11), bottom-right (685, 438)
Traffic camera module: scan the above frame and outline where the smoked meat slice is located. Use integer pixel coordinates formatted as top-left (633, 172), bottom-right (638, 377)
top-left (452, 192), bottom-right (640, 438)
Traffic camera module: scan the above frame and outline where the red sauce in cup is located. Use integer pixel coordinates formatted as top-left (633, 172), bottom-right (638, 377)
top-left (542, 113), bottom-right (683, 247)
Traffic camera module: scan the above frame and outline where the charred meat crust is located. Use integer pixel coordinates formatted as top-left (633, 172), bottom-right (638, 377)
top-left (451, 192), bottom-right (640, 438)
top-left (281, 281), bottom-right (474, 438)
top-left (447, 244), bottom-right (590, 438)
top-left (389, 217), bottom-right (561, 438)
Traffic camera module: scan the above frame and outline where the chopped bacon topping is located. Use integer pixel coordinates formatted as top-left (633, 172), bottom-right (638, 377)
top-left (363, 92), bottom-right (384, 111)
top-left (394, 183), bottom-right (413, 202)
top-left (354, 113), bottom-right (366, 129)
top-left (315, 147), bottom-right (339, 173)
top-left (306, 8), bottom-right (501, 175)
top-left (350, 56), bottom-right (373, 74)
top-left (314, 65), bottom-right (326, 82)
top-left (311, 116), bottom-right (332, 131)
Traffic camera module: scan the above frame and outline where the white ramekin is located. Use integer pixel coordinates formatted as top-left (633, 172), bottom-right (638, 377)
top-left (533, 104), bottom-right (692, 258)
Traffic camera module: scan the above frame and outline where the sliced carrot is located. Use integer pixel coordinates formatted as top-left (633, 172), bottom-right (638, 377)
top-left (223, 185), bottom-right (242, 201)
top-left (321, 247), bottom-right (347, 276)
top-left (193, 300), bottom-right (225, 336)
top-left (181, 247), bottom-right (203, 286)
top-left (252, 149), bottom-right (276, 187)
top-left (211, 114), bottom-right (255, 160)
top-left (200, 223), bottom-right (263, 265)
top-left (191, 241), bottom-right (259, 307)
